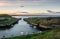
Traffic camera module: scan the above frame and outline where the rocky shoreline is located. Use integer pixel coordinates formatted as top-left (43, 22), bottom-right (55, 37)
top-left (0, 18), bottom-right (21, 28)
top-left (23, 17), bottom-right (59, 31)
top-left (0, 14), bottom-right (21, 28)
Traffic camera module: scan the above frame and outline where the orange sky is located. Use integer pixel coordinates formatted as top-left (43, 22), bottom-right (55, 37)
top-left (0, 10), bottom-right (48, 14)
top-left (0, 0), bottom-right (60, 14)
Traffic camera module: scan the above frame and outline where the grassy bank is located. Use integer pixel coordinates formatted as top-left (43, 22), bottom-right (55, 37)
top-left (0, 14), bottom-right (17, 26)
top-left (3, 17), bottom-right (60, 39)
top-left (4, 27), bottom-right (60, 39)
top-left (24, 17), bottom-right (60, 29)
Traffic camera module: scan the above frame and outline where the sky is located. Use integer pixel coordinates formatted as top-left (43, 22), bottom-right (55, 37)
top-left (0, 0), bottom-right (60, 14)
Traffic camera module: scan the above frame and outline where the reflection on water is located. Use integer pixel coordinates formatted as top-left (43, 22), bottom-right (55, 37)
top-left (0, 16), bottom-right (40, 38)
top-left (0, 26), bottom-right (12, 30)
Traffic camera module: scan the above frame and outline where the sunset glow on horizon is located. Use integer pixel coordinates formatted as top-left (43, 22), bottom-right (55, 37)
top-left (0, 0), bottom-right (60, 14)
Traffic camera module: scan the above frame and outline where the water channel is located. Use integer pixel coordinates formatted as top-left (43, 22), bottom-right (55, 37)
top-left (0, 16), bottom-right (41, 38)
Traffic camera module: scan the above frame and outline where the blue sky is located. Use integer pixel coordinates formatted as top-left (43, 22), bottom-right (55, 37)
top-left (0, 0), bottom-right (60, 14)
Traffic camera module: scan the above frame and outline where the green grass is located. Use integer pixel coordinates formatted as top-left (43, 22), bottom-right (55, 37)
top-left (0, 14), bottom-right (17, 26)
top-left (0, 14), bottom-right (11, 17)
top-left (25, 17), bottom-right (40, 24)
top-left (1, 17), bottom-right (60, 39)
top-left (3, 28), bottom-right (60, 39)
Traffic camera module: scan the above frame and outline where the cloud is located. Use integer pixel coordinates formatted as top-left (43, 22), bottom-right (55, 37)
top-left (15, 11), bottom-right (29, 13)
top-left (47, 10), bottom-right (54, 13)
top-left (0, 0), bottom-right (48, 6)
top-left (56, 12), bottom-right (60, 13)
top-left (47, 10), bottom-right (60, 13)
top-left (20, 12), bottom-right (29, 13)
top-left (0, 0), bottom-right (59, 6)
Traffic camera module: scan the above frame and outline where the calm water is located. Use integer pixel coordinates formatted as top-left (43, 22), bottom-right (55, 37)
top-left (0, 16), bottom-right (41, 38)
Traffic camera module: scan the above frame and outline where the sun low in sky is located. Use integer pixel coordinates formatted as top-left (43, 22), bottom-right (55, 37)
top-left (0, 0), bottom-right (60, 15)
